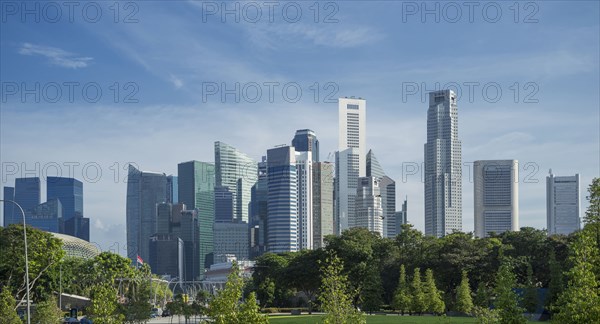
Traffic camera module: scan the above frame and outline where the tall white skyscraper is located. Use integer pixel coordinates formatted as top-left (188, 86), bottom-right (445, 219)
top-left (424, 90), bottom-right (462, 237)
top-left (474, 160), bottom-right (519, 238)
top-left (335, 97), bottom-right (366, 234)
top-left (547, 172), bottom-right (580, 235)
top-left (295, 151), bottom-right (313, 250)
top-left (355, 177), bottom-right (383, 236)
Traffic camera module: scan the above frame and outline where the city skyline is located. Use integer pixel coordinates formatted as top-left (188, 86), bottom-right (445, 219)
top-left (1, 1), bottom-right (598, 253)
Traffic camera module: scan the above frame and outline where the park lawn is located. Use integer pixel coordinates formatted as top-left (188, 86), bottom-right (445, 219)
top-left (269, 314), bottom-right (478, 324)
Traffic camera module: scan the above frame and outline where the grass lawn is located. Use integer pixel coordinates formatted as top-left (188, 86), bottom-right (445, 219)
top-left (269, 314), bottom-right (478, 323)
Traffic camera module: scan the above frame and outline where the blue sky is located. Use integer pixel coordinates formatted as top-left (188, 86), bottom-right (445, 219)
top-left (1, 1), bottom-right (599, 254)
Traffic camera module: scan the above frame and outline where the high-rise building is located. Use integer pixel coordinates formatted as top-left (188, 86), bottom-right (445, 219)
top-left (29, 199), bottom-right (62, 233)
top-left (379, 176), bottom-right (396, 238)
top-left (395, 198), bottom-right (408, 234)
top-left (474, 160), bottom-right (519, 238)
top-left (149, 233), bottom-right (184, 281)
top-left (424, 90), bottom-right (462, 237)
top-left (338, 97), bottom-right (366, 176)
top-left (366, 149), bottom-right (385, 180)
top-left (335, 148), bottom-right (360, 233)
top-left (266, 146), bottom-right (298, 253)
top-left (214, 186), bottom-right (234, 222)
top-left (3, 187), bottom-right (15, 226)
top-left (166, 175), bottom-right (178, 204)
top-left (355, 177), bottom-right (383, 236)
top-left (178, 161), bottom-right (215, 272)
top-left (14, 177), bottom-right (41, 218)
top-left (126, 165), bottom-right (167, 264)
top-left (178, 209), bottom-right (201, 280)
top-left (47, 177), bottom-right (88, 240)
top-left (313, 162), bottom-right (334, 249)
top-left (336, 97), bottom-right (367, 235)
top-left (214, 221), bottom-right (250, 261)
top-left (250, 157), bottom-right (268, 258)
top-left (547, 172), bottom-right (580, 235)
top-left (292, 129), bottom-right (320, 162)
top-left (295, 151), bottom-right (313, 250)
top-left (215, 141), bottom-right (258, 223)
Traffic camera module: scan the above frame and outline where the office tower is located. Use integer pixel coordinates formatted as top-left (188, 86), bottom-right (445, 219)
top-left (28, 199), bottom-right (62, 233)
top-left (149, 234), bottom-right (184, 281)
top-left (14, 177), bottom-right (41, 217)
top-left (266, 146), bottom-right (298, 253)
top-left (167, 175), bottom-right (178, 204)
top-left (178, 209), bottom-right (201, 281)
top-left (336, 97), bottom-right (367, 235)
top-left (214, 186), bottom-right (234, 222)
top-left (156, 202), bottom-right (174, 235)
top-left (47, 177), bottom-right (88, 240)
top-left (178, 161), bottom-right (215, 271)
top-left (547, 172), bottom-right (580, 235)
top-left (395, 198), bottom-right (408, 234)
top-left (380, 176), bottom-right (396, 238)
top-left (214, 141), bottom-right (258, 223)
top-left (355, 177), bottom-right (383, 236)
top-left (3, 187), bottom-right (15, 226)
top-left (126, 165), bottom-right (167, 264)
top-left (338, 97), bottom-right (366, 176)
top-left (292, 129), bottom-right (320, 162)
top-left (366, 149), bottom-right (384, 180)
top-left (474, 160), bottom-right (519, 238)
top-left (214, 221), bottom-right (250, 260)
top-left (424, 90), bottom-right (462, 237)
top-left (335, 148), bottom-right (360, 233)
top-left (250, 157), bottom-right (268, 258)
top-left (313, 162), bottom-right (334, 249)
top-left (296, 151), bottom-right (313, 250)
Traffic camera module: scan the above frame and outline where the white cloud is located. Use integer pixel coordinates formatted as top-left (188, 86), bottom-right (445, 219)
top-left (18, 43), bottom-right (93, 69)
top-left (169, 74), bottom-right (184, 89)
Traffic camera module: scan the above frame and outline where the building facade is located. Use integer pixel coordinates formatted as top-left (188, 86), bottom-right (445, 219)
top-left (379, 176), bottom-right (396, 238)
top-left (424, 90), bottom-right (462, 237)
top-left (335, 148), bottom-right (360, 234)
top-left (214, 221), bottom-right (250, 261)
top-left (266, 146), bottom-right (298, 253)
top-left (47, 177), bottom-right (88, 240)
top-left (295, 151), bottom-right (313, 250)
top-left (292, 129), bottom-right (320, 162)
top-left (474, 160), bottom-right (519, 238)
top-left (313, 162), bottom-right (334, 249)
top-left (250, 157), bottom-right (268, 258)
top-left (547, 172), bottom-right (580, 235)
top-left (355, 177), bottom-right (383, 236)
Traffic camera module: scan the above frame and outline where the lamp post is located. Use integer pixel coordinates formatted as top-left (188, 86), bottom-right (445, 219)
top-left (1, 199), bottom-right (31, 324)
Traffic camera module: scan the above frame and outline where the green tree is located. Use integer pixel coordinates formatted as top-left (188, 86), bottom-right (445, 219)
top-left (0, 286), bottom-right (21, 323)
top-left (409, 268), bottom-right (426, 315)
top-left (474, 281), bottom-right (491, 308)
top-left (423, 269), bottom-right (445, 315)
top-left (285, 249), bottom-right (324, 313)
top-left (494, 262), bottom-right (526, 324)
top-left (89, 284), bottom-right (124, 324)
top-left (318, 252), bottom-right (365, 324)
top-left (392, 264), bottom-right (411, 315)
top-left (31, 295), bottom-right (62, 324)
top-left (522, 262), bottom-right (538, 313)
top-left (455, 270), bottom-right (474, 314)
top-left (257, 277), bottom-right (275, 308)
top-left (239, 292), bottom-right (268, 324)
top-left (553, 229), bottom-right (600, 323)
top-left (545, 248), bottom-right (564, 310)
top-left (584, 177), bottom-right (600, 224)
top-left (360, 265), bottom-right (383, 314)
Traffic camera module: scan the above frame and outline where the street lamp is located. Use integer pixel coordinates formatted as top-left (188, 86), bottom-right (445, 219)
top-left (0, 199), bottom-right (31, 324)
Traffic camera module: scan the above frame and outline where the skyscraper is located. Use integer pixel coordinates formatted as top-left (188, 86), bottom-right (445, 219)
top-left (47, 177), bottom-right (88, 240)
top-left (395, 198), bottom-right (408, 234)
top-left (214, 141), bottom-right (258, 223)
top-left (166, 175), bottom-right (178, 204)
top-left (547, 172), bottom-right (580, 235)
top-left (313, 162), bottom-right (334, 249)
top-left (379, 176), bottom-right (396, 238)
top-left (266, 145), bottom-right (298, 253)
top-left (14, 177), bottom-right (41, 217)
top-left (126, 165), bottom-right (167, 264)
top-left (292, 129), bottom-right (320, 162)
top-left (178, 161), bottom-right (215, 271)
top-left (29, 199), bottom-right (62, 233)
top-left (250, 157), bottom-right (268, 258)
top-left (355, 177), bottom-right (383, 236)
top-left (3, 187), bottom-right (15, 226)
top-left (336, 97), bottom-right (367, 235)
top-left (424, 90), bottom-right (462, 237)
top-left (214, 221), bottom-right (250, 260)
top-left (295, 151), bottom-right (313, 250)
top-left (214, 186), bottom-right (234, 222)
top-left (366, 149), bottom-right (384, 180)
top-left (474, 160), bottom-right (519, 238)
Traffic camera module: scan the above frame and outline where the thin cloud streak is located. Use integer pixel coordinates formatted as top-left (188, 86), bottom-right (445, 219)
top-left (18, 43), bottom-right (93, 69)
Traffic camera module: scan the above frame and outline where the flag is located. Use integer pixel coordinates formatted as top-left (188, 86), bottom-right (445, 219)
top-left (137, 255), bottom-right (144, 265)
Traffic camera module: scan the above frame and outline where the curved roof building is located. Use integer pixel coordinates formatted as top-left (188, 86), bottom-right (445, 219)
top-left (51, 232), bottom-right (101, 259)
